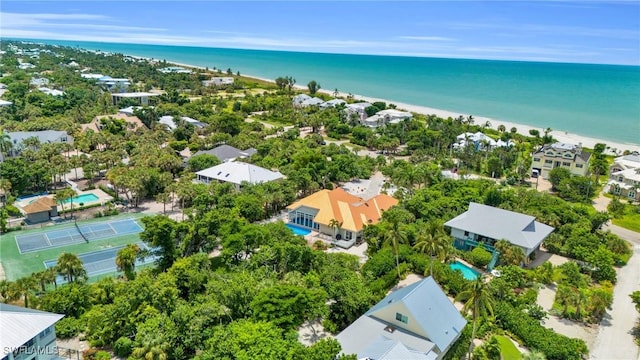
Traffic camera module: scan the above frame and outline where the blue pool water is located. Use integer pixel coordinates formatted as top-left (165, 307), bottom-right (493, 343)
top-left (62, 193), bottom-right (99, 204)
top-left (450, 261), bottom-right (480, 280)
top-left (286, 223), bottom-right (312, 236)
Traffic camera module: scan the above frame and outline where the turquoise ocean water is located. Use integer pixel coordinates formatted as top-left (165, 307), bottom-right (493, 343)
top-left (24, 39), bottom-right (640, 145)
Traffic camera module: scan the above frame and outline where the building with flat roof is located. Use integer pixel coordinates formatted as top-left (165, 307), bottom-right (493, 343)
top-left (336, 277), bottom-right (466, 359)
top-left (111, 92), bottom-right (161, 106)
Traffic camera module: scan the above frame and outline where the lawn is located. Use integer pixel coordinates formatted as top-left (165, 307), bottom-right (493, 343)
top-left (0, 213), bottom-right (148, 281)
top-left (612, 205), bottom-right (640, 233)
top-left (495, 335), bottom-right (521, 360)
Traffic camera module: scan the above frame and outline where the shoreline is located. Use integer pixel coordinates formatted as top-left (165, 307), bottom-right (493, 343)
top-left (153, 57), bottom-right (640, 154)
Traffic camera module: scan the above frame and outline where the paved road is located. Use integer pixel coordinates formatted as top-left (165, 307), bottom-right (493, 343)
top-left (590, 221), bottom-right (640, 360)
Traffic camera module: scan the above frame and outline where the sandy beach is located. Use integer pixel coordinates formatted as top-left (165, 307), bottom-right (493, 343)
top-left (158, 58), bottom-right (640, 155)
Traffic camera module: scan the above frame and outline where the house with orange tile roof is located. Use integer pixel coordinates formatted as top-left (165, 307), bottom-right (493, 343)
top-left (21, 197), bottom-right (58, 223)
top-left (286, 188), bottom-right (398, 248)
top-left (81, 113), bottom-right (147, 133)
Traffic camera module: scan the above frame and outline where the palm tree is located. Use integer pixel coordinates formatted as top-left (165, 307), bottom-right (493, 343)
top-left (0, 280), bottom-right (12, 303)
top-left (384, 221), bottom-right (407, 281)
top-left (0, 178), bottom-right (11, 206)
top-left (555, 285), bottom-right (573, 316)
top-left (131, 339), bottom-right (168, 360)
top-left (456, 276), bottom-right (494, 360)
top-left (573, 288), bottom-right (588, 321)
top-left (56, 253), bottom-right (86, 283)
top-left (413, 220), bottom-right (450, 277)
top-left (0, 133), bottom-right (13, 158)
top-left (12, 276), bottom-right (37, 308)
top-left (116, 244), bottom-right (140, 280)
top-left (55, 187), bottom-right (76, 219)
top-left (328, 218), bottom-right (343, 241)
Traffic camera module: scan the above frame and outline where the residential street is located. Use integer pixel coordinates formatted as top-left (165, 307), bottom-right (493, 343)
top-left (590, 222), bottom-right (640, 360)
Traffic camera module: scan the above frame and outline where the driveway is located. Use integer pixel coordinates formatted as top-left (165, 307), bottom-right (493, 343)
top-left (590, 223), bottom-right (640, 359)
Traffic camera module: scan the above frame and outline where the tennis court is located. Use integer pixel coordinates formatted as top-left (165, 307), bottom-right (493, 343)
top-left (15, 218), bottom-right (143, 254)
top-left (44, 242), bottom-right (157, 280)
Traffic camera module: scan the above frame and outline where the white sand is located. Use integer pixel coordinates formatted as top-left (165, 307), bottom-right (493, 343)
top-left (154, 59), bottom-right (640, 154)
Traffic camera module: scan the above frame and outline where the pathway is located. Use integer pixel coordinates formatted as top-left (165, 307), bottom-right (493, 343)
top-left (590, 225), bottom-right (640, 360)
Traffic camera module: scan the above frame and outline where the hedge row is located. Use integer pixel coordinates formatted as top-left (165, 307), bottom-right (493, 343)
top-left (494, 302), bottom-right (588, 360)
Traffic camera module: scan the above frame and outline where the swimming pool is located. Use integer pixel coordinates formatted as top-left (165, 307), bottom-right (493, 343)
top-left (450, 261), bottom-right (480, 280)
top-left (286, 223), bottom-right (312, 236)
top-left (62, 193), bottom-right (99, 204)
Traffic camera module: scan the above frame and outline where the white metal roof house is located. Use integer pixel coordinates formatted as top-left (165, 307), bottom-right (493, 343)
top-left (444, 202), bottom-right (554, 258)
top-left (336, 277), bottom-right (466, 360)
top-left (0, 303), bottom-right (64, 360)
top-left (195, 161), bottom-right (284, 189)
top-left (111, 92), bottom-right (160, 106)
top-left (37, 87), bottom-right (65, 97)
top-left (292, 94), bottom-right (312, 107)
top-left (202, 77), bottom-right (234, 86)
top-left (159, 116), bottom-right (207, 131)
top-left (362, 109), bottom-right (413, 128)
top-left (319, 98), bottom-right (346, 109)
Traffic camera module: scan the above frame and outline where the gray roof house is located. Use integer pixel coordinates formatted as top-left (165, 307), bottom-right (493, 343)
top-left (1, 303), bottom-right (64, 360)
top-left (195, 160), bottom-right (284, 189)
top-left (193, 144), bottom-right (257, 163)
top-left (159, 115), bottom-right (207, 131)
top-left (336, 277), bottom-right (466, 360)
top-left (3, 130), bottom-right (73, 159)
top-left (444, 202), bottom-right (554, 258)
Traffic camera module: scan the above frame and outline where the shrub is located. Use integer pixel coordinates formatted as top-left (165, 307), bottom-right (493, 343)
top-left (495, 302), bottom-right (588, 359)
top-left (5, 204), bottom-right (21, 216)
top-left (94, 351), bottom-right (110, 360)
top-left (55, 317), bottom-right (83, 339)
top-left (113, 336), bottom-right (134, 358)
top-left (469, 247), bottom-right (492, 268)
top-left (312, 240), bottom-right (328, 251)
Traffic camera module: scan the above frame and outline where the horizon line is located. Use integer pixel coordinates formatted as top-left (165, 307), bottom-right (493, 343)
top-left (4, 36), bottom-right (639, 68)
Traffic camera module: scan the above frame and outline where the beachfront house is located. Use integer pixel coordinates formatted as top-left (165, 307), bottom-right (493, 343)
top-left (2, 130), bottom-right (73, 159)
top-left (111, 92), bottom-right (161, 106)
top-left (344, 102), bottom-right (372, 122)
top-left (21, 197), bottom-right (58, 224)
top-left (362, 109), bottom-right (413, 128)
top-left (192, 144), bottom-right (257, 163)
top-left (158, 66), bottom-right (192, 74)
top-left (202, 77), bottom-right (234, 86)
top-left (286, 188), bottom-right (398, 248)
top-left (336, 277), bottom-right (466, 360)
top-left (445, 202), bottom-right (554, 263)
top-left (319, 98), bottom-right (347, 109)
top-left (195, 161), bottom-right (284, 190)
top-left (607, 154), bottom-right (640, 201)
top-left (453, 131), bottom-right (513, 151)
top-left (1, 303), bottom-right (65, 360)
top-left (530, 142), bottom-right (591, 179)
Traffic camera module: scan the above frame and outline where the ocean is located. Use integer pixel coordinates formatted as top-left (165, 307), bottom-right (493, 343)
top-left (23, 39), bottom-right (640, 145)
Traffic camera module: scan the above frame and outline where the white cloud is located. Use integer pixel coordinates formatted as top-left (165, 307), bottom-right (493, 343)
top-left (397, 36), bottom-right (456, 42)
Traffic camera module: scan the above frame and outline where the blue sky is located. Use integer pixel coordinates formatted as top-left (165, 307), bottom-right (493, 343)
top-left (1, 1), bottom-right (638, 65)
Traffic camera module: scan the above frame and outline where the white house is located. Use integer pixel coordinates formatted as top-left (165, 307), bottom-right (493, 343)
top-left (193, 144), bottom-right (257, 163)
top-left (336, 277), bottom-right (466, 360)
top-left (453, 132), bottom-right (508, 151)
top-left (195, 161), bottom-right (284, 189)
top-left (0, 100), bottom-right (13, 107)
top-left (111, 92), bottom-right (161, 106)
top-left (362, 109), bottom-right (413, 128)
top-left (158, 66), bottom-right (192, 74)
top-left (37, 87), bottom-right (65, 97)
top-left (202, 77), bottom-right (234, 86)
top-left (608, 155), bottom-right (640, 201)
top-left (1, 303), bottom-right (64, 360)
top-left (159, 116), bottom-right (207, 131)
top-left (29, 78), bottom-right (50, 87)
top-left (344, 102), bottom-right (372, 122)
top-left (319, 98), bottom-right (346, 109)
top-left (445, 202), bottom-right (554, 260)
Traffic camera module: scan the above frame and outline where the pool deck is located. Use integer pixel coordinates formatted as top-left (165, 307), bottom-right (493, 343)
top-left (16, 188), bottom-right (113, 211)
